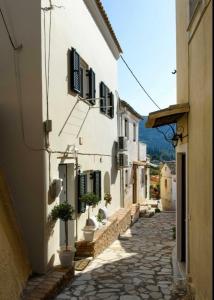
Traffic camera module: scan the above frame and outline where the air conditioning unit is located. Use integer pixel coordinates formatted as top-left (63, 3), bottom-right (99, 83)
top-left (117, 153), bottom-right (129, 168)
top-left (118, 136), bottom-right (128, 151)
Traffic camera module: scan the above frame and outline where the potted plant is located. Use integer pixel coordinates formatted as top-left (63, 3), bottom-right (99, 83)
top-left (104, 192), bottom-right (112, 207)
top-left (51, 201), bottom-right (75, 267)
top-left (80, 192), bottom-right (100, 241)
top-left (96, 210), bottom-right (105, 227)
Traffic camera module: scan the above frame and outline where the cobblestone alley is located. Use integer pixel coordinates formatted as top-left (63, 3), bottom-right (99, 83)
top-left (55, 212), bottom-right (187, 300)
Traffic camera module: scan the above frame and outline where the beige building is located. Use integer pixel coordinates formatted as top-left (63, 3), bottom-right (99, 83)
top-left (146, 0), bottom-right (212, 298)
top-left (0, 0), bottom-right (122, 275)
top-left (160, 162), bottom-right (176, 211)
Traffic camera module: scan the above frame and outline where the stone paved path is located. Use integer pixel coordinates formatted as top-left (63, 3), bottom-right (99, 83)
top-left (55, 212), bottom-right (187, 300)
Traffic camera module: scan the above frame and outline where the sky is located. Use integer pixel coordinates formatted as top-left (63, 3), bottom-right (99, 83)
top-left (101, 0), bottom-right (176, 116)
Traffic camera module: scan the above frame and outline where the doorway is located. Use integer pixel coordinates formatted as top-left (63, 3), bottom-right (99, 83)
top-left (177, 153), bottom-right (186, 264)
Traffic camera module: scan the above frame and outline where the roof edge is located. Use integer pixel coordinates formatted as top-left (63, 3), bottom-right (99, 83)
top-left (119, 99), bottom-right (144, 120)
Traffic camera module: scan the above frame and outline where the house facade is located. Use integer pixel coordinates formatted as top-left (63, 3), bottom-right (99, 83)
top-left (118, 100), bottom-right (147, 208)
top-left (0, 0), bottom-right (122, 274)
top-left (146, 0), bottom-right (212, 298)
top-left (160, 162), bottom-right (176, 211)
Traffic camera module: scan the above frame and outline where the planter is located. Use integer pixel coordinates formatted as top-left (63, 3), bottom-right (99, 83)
top-left (82, 226), bottom-right (96, 242)
top-left (58, 249), bottom-right (75, 267)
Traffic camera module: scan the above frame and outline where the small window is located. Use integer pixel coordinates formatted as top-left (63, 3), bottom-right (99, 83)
top-left (165, 179), bottom-right (167, 189)
top-left (125, 118), bottom-right (129, 139)
top-left (133, 123), bottom-right (136, 142)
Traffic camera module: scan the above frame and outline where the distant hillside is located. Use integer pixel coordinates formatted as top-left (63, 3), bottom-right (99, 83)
top-left (139, 117), bottom-right (175, 162)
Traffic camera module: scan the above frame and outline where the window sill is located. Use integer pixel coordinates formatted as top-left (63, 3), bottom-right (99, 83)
top-left (100, 111), bottom-right (114, 119)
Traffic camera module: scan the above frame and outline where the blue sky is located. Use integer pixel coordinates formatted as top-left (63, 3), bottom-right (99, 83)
top-left (101, 0), bottom-right (176, 116)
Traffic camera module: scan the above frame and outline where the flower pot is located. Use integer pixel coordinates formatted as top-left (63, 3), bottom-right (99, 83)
top-left (82, 226), bottom-right (96, 242)
top-left (58, 249), bottom-right (75, 267)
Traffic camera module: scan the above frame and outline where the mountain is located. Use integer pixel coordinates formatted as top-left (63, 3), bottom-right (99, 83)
top-left (139, 117), bottom-right (175, 162)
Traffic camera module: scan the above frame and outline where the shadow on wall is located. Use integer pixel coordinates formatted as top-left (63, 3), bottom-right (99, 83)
top-left (111, 141), bottom-right (118, 184)
top-left (0, 170), bottom-right (31, 300)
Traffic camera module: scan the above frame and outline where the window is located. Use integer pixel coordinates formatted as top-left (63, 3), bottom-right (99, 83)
top-left (100, 82), bottom-right (114, 118)
top-left (70, 48), bottom-right (96, 105)
top-left (93, 170), bottom-right (101, 200)
top-left (125, 118), bottom-right (129, 139)
top-left (125, 169), bottom-right (128, 187)
top-left (70, 48), bottom-right (81, 93)
top-left (165, 179), bottom-right (167, 189)
top-left (133, 123), bottom-right (136, 142)
top-left (80, 67), bottom-right (84, 97)
top-left (87, 68), bottom-right (96, 105)
top-left (141, 169), bottom-right (145, 185)
top-left (77, 173), bottom-right (87, 213)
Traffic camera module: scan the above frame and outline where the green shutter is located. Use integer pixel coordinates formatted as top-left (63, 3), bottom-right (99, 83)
top-left (109, 92), bottom-right (114, 118)
top-left (93, 170), bottom-right (101, 200)
top-left (77, 173), bottom-right (87, 213)
top-left (100, 82), bottom-right (106, 113)
top-left (70, 48), bottom-right (81, 93)
top-left (88, 68), bottom-right (96, 104)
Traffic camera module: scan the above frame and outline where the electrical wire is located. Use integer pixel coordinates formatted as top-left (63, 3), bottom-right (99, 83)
top-left (120, 55), bottom-right (161, 110)
top-left (120, 54), bottom-right (176, 144)
top-left (0, 7), bottom-right (22, 50)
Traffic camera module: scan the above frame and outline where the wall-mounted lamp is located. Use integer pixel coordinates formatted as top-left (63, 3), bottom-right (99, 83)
top-left (171, 133), bottom-right (183, 147)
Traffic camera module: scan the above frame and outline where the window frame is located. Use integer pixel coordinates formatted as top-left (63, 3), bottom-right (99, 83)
top-left (99, 82), bottom-right (114, 118)
top-left (124, 118), bottom-right (129, 139)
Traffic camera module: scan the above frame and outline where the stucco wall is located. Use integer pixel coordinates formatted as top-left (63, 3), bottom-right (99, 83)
top-left (0, 170), bottom-right (31, 300)
top-left (40, 0), bottom-right (121, 264)
top-left (188, 2), bottom-right (212, 298)
top-left (0, 0), bottom-right (46, 273)
top-left (176, 0), bottom-right (212, 298)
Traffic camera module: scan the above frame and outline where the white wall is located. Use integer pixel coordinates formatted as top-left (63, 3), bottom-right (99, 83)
top-left (40, 0), bottom-right (121, 264)
top-left (0, 0), bottom-right (121, 273)
top-left (139, 142), bottom-right (147, 161)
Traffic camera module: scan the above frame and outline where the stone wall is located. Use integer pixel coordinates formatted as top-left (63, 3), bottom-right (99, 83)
top-left (75, 208), bottom-right (132, 258)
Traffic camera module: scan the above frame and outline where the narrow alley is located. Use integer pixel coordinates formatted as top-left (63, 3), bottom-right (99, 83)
top-left (55, 212), bottom-right (186, 300)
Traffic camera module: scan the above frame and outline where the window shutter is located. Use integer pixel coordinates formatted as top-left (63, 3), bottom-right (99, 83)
top-left (80, 68), bottom-right (84, 97)
top-left (93, 170), bottom-right (101, 200)
top-left (88, 68), bottom-right (96, 105)
top-left (109, 92), bottom-right (114, 118)
top-left (70, 48), bottom-right (81, 93)
top-left (77, 173), bottom-right (87, 213)
top-left (100, 82), bottom-right (106, 113)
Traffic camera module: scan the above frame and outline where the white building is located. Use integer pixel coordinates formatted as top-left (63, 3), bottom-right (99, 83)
top-left (0, 0), bottom-right (122, 273)
top-left (118, 100), bottom-right (148, 207)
